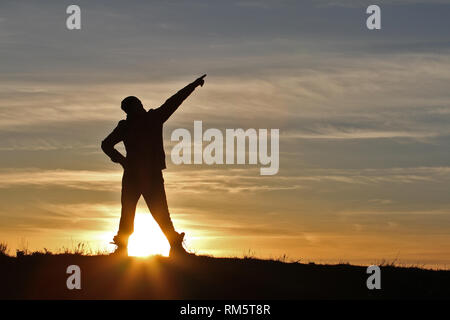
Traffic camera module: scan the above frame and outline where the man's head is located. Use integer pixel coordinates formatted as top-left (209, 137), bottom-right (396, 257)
top-left (121, 96), bottom-right (145, 115)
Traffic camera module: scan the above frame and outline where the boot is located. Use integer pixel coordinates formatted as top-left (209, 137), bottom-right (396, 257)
top-left (110, 235), bottom-right (128, 256)
top-left (169, 232), bottom-right (189, 257)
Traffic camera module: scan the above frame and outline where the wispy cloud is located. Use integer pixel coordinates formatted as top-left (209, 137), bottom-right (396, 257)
top-left (1, 166), bottom-right (450, 194)
top-left (0, 169), bottom-right (121, 190)
top-left (284, 130), bottom-right (439, 140)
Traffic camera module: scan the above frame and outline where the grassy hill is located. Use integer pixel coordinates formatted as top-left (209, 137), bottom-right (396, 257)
top-left (0, 250), bottom-right (449, 299)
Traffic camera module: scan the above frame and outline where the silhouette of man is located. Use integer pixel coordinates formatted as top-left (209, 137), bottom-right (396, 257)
top-left (101, 74), bottom-right (206, 256)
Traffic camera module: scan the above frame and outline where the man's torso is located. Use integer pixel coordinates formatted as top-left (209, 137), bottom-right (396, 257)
top-left (122, 109), bottom-right (167, 171)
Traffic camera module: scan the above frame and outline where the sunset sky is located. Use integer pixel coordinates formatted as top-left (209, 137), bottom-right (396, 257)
top-left (1, 0), bottom-right (450, 267)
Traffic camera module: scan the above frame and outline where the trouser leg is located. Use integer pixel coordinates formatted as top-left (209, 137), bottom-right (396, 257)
top-left (141, 171), bottom-right (178, 245)
top-left (116, 170), bottom-right (141, 246)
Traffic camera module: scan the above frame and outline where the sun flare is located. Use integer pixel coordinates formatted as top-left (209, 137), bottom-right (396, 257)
top-left (127, 213), bottom-right (170, 257)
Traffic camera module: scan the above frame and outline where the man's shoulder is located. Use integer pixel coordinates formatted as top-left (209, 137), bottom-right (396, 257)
top-left (147, 108), bottom-right (163, 122)
top-left (115, 119), bottom-right (128, 131)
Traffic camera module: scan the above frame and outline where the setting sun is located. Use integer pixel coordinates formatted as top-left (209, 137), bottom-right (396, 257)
top-left (127, 213), bottom-right (170, 257)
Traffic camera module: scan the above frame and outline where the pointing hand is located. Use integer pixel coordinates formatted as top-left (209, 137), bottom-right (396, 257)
top-left (194, 74), bottom-right (207, 87)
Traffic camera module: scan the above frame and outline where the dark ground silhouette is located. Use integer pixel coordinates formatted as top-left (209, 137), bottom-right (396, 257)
top-left (0, 253), bottom-right (449, 299)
